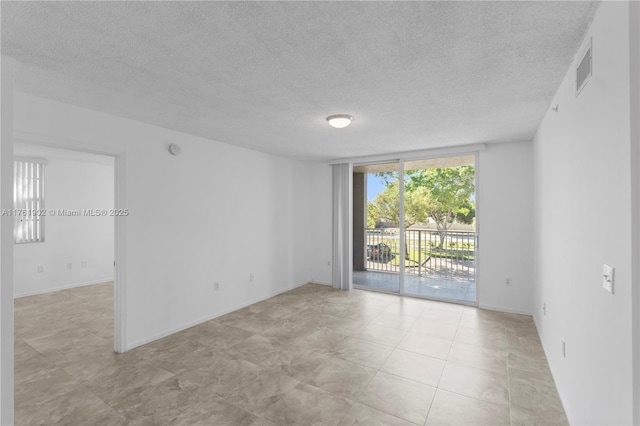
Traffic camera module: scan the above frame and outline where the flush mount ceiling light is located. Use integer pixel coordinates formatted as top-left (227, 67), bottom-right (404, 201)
top-left (326, 114), bottom-right (354, 129)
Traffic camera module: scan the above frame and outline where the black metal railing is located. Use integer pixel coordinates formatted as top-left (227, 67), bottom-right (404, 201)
top-left (365, 228), bottom-right (475, 280)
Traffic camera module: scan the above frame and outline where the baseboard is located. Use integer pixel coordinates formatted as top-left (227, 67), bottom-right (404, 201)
top-left (478, 303), bottom-right (532, 316)
top-left (14, 278), bottom-right (114, 298)
top-left (311, 280), bottom-right (332, 286)
top-left (126, 280), bottom-right (310, 351)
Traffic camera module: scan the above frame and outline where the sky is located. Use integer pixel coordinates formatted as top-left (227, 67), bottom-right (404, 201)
top-left (366, 172), bottom-right (476, 203)
top-left (367, 174), bottom-right (387, 202)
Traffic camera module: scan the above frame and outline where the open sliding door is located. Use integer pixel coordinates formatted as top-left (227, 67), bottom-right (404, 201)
top-left (353, 155), bottom-right (477, 305)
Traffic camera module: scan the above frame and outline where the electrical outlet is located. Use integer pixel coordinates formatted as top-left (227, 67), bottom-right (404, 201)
top-left (505, 278), bottom-right (511, 286)
top-left (214, 282), bottom-right (219, 290)
top-left (327, 260), bottom-right (331, 266)
top-left (562, 339), bottom-right (566, 358)
top-left (37, 265), bottom-right (44, 273)
top-left (67, 262), bottom-right (73, 269)
top-left (249, 273), bottom-right (254, 282)
top-left (81, 260), bottom-right (88, 268)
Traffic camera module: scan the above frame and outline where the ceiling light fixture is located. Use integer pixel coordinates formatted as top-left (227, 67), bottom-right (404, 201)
top-left (326, 114), bottom-right (354, 129)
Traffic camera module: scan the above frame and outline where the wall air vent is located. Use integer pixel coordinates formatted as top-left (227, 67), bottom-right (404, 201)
top-left (576, 38), bottom-right (592, 96)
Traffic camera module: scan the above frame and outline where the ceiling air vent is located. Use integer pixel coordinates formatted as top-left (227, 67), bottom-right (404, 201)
top-left (576, 38), bottom-right (592, 96)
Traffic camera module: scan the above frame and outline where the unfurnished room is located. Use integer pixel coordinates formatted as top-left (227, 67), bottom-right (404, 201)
top-left (0, 1), bottom-right (639, 425)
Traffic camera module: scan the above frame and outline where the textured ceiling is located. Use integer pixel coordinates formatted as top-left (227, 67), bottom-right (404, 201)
top-left (2, 1), bottom-right (598, 161)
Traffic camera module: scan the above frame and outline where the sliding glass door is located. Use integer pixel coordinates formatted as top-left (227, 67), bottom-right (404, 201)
top-left (402, 157), bottom-right (477, 303)
top-left (353, 155), bottom-right (477, 304)
top-left (352, 161), bottom-right (400, 293)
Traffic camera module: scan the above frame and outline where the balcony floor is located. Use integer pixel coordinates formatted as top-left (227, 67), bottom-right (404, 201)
top-left (353, 270), bottom-right (476, 304)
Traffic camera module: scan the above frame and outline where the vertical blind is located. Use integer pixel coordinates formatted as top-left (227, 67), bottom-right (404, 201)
top-left (332, 163), bottom-right (353, 291)
top-left (14, 158), bottom-right (46, 243)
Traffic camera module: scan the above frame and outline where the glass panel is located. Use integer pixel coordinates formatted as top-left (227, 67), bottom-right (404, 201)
top-left (352, 161), bottom-right (400, 294)
top-left (403, 156), bottom-right (477, 303)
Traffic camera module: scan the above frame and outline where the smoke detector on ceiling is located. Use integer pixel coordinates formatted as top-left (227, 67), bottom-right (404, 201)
top-left (168, 143), bottom-right (181, 156)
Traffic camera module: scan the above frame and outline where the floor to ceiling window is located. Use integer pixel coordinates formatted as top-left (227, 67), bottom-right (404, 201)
top-left (352, 155), bottom-right (477, 305)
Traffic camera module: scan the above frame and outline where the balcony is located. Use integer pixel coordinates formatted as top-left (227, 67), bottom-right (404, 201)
top-left (354, 228), bottom-right (476, 303)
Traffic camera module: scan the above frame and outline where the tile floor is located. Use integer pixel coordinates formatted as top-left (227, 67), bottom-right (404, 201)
top-left (14, 282), bottom-right (568, 425)
top-left (353, 271), bottom-right (476, 303)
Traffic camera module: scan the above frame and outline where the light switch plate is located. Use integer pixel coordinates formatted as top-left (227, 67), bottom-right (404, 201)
top-left (602, 264), bottom-right (614, 294)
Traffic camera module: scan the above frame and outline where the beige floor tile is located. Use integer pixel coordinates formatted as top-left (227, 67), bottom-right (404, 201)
top-left (381, 349), bottom-right (445, 386)
top-left (410, 318), bottom-right (459, 340)
top-left (358, 371), bottom-right (436, 425)
top-left (509, 367), bottom-right (568, 424)
top-left (398, 332), bottom-right (452, 360)
top-left (371, 312), bottom-right (418, 331)
top-left (14, 336), bottom-right (43, 363)
top-left (14, 352), bottom-right (58, 385)
top-left (261, 347), bottom-right (332, 381)
top-left (381, 302), bottom-right (426, 317)
top-left (14, 282), bottom-right (568, 425)
top-left (447, 341), bottom-right (508, 374)
top-left (333, 337), bottom-right (395, 369)
top-left (454, 325), bottom-right (507, 350)
top-left (15, 387), bottom-right (123, 426)
top-left (338, 403), bottom-right (416, 426)
top-left (428, 301), bottom-right (466, 313)
top-left (84, 363), bottom-right (175, 407)
top-left (259, 383), bottom-right (354, 426)
top-left (292, 329), bottom-right (348, 356)
top-left (354, 324), bottom-right (407, 347)
top-left (426, 389), bottom-right (510, 425)
top-left (418, 309), bottom-right (462, 326)
top-left (507, 351), bottom-right (552, 376)
top-left (117, 375), bottom-right (201, 422)
top-left (316, 317), bottom-right (366, 337)
top-left (307, 357), bottom-right (376, 399)
top-left (223, 334), bottom-right (296, 369)
top-left (168, 394), bottom-right (259, 425)
top-left (222, 366), bottom-right (301, 415)
top-left (438, 361), bottom-right (509, 407)
top-left (14, 367), bottom-right (80, 408)
top-left (458, 313), bottom-right (506, 331)
top-left (188, 321), bottom-right (255, 350)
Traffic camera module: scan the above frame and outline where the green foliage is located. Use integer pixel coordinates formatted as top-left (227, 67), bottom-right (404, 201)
top-left (367, 166), bottom-right (476, 245)
top-left (366, 181), bottom-right (433, 228)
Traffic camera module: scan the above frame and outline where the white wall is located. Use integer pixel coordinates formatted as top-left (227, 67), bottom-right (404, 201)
top-left (477, 141), bottom-right (534, 314)
top-left (13, 92), bottom-right (314, 349)
top-left (13, 146), bottom-right (114, 297)
top-left (533, 2), bottom-right (634, 424)
top-left (632, 3), bottom-right (640, 423)
top-left (0, 55), bottom-right (16, 426)
top-left (309, 162), bottom-right (333, 285)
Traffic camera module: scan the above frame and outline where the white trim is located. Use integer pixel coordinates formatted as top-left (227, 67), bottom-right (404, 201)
top-left (127, 280), bottom-right (311, 351)
top-left (13, 156), bottom-right (48, 165)
top-left (312, 280), bottom-right (332, 286)
top-left (0, 55), bottom-right (16, 426)
top-left (113, 153), bottom-right (127, 353)
top-left (13, 279), bottom-right (113, 298)
top-left (399, 160), bottom-right (406, 295)
top-left (14, 131), bottom-right (125, 158)
top-left (479, 303), bottom-right (532, 316)
top-left (629, 1), bottom-right (640, 422)
top-left (328, 143), bottom-right (486, 165)
top-left (10, 130), bottom-right (127, 353)
top-left (473, 152), bottom-right (480, 308)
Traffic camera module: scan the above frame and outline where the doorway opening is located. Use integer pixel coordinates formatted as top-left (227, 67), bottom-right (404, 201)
top-left (13, 144), bottom-right (120, 367)
top-left (352, 155), bottom-right (477, 304)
